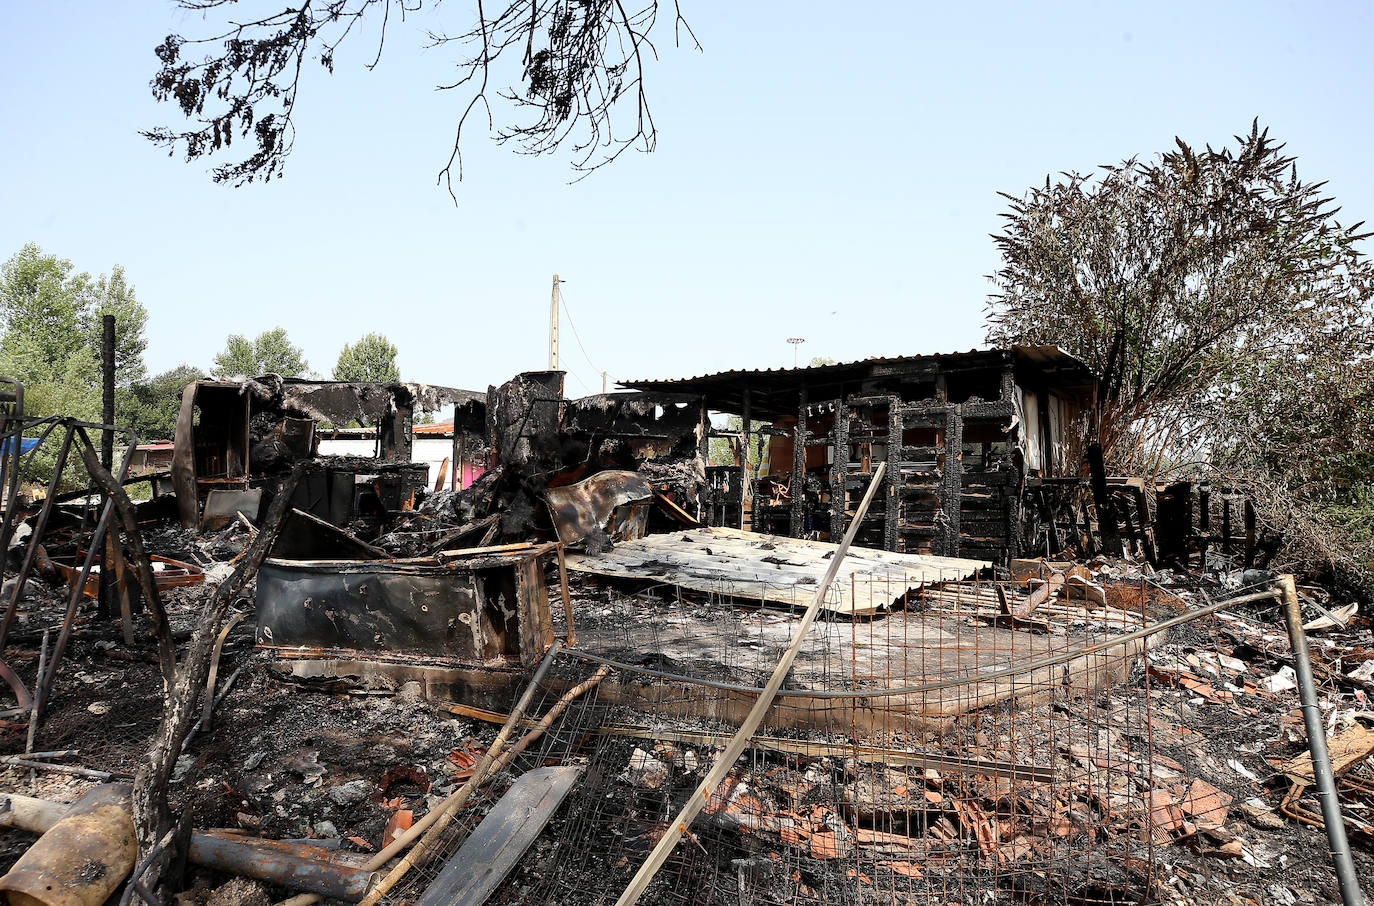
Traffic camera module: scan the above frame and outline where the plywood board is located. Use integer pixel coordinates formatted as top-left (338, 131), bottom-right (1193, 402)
top-left (564, 527), bottom-right (989, 615)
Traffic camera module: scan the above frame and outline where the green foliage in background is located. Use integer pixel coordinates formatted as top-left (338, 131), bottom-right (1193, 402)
top-left (987, 123), bottom-right (1374, 594)
top-left (333, 333), bottom-right (400, 383)
top-left (212, 327), bottom-right (310, 378)
top-left (0, 243), bottom-right (151, 490)
top-left (124, 364), bottom-right (207, 441)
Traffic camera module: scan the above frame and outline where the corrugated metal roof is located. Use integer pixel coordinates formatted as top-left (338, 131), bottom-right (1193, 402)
top-left (619, 345), bottom-right (1092, 388)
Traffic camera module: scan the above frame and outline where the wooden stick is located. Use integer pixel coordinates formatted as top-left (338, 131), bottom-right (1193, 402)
top-left (108, 533), bottom-right (136, 646)
top-left (436, 541), bottom-right (546, 559)
top-left (235, 512), bottom-right (259, 537)
top-left (134, 462), bottom-right (308, 897)
top-left (2, 756), bottom-right (115, 780)
top-left (26, 628), bottom-right (48, 789)
top-left (423, 514), bottom-right (499, 555)
top-left (202, 613), bottom-right (247, 731)
top-left (554, 542), bottom-right (577, 646)
top-left (613, 462), bottom-right (888, 906)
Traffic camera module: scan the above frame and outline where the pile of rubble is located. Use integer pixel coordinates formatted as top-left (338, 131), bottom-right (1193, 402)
top-left (0, 368), bottom-right (1371, 906)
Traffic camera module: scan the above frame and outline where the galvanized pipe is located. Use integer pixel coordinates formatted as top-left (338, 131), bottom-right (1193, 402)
top-left (1277, 574), bottom-right (1365, 906)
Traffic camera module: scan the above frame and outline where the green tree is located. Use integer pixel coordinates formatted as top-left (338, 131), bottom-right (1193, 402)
top-left (1, 243), bottom-right (91, 371)
top-left (333, 333), bottom-right (400, 383)
top-left (125, 364), bottom-right (207, 441)
top-left (987, 122), bottom-right (1373, 475)
top-left (212, 328), bottom-right (310, 378)
top-left (0, 244), bottom-right (151, 420)
top-left (708, 415), bottom-right (771, 473)
top-left (0, 243), bottom-right (151, 487)
top-left (89, 265), bottom-right (150, 390)
top-left (987, 123), bottom-right (1374, 590)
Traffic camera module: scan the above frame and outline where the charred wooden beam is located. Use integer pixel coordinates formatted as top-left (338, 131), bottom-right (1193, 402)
top-left (74, 429), bottom-right (176, 692)
top-left (940, 408), bottom-right (963, 557)
top-left (829, 397), bottom-right (848, 540)
top-left (1085, 442), bottom-right (1122, 556)
top-left (1156, 481), bottom-right (1191, 566)
top-left (1222, 495), bottom-right (1232, 557)
top-left (133, 462), bottom-right (309, 900)
top-left (998, 362), bottom-right (1016, 402)
top-left (696, 398), bottom-right (710, 523)
top-left (98, 315), bottom-right (116, 621)
top-left (885, 395), bottom-right (902, 552)
top-left (738, 389), bottom-right (751, 530)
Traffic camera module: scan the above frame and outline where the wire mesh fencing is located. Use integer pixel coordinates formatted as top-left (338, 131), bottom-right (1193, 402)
top-left (386, 567), bottom-right (1168, 906)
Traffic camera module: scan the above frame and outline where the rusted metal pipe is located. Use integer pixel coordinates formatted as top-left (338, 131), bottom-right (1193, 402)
top-left (0, 793), bottom-right (71, 835)
top-left (1277, 574), bottom-right (1366, 906)
top-left (188, 834), bottom-right (373, 901)
top-left (0, 785), bottom-right (137, 906)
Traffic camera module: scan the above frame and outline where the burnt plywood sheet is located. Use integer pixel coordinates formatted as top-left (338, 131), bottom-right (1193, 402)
top-left (564, 527), bottom-right (990, 616)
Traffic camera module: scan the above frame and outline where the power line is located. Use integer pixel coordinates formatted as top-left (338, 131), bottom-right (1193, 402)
top-left (555, 286), bottom-right (603, 377)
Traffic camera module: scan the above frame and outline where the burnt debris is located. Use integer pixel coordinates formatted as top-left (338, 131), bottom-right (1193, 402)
top-left (1, 355), bottom-right (1370, 906)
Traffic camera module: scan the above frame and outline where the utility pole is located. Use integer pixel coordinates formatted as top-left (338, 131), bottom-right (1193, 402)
top-left (548, 274), bottom-right (561, 371)
top-left (602, 371), bottom-right (608, 394)
top-left (787, 337), bottom-right (805, 368)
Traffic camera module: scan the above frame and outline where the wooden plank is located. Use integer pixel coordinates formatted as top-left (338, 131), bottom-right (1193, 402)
top-left (651, 490), bottom-right (699, 526)
top-left (1279, 721), bottom-right (1374, 783)
top-left (415, 766), bottom-right (582, 906)
top-left (554, 542), bottom-right (577, 646)
top-left (438, 541), bottom-right (549, 558)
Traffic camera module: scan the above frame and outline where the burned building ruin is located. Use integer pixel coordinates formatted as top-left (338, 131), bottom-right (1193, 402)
top-left (623, 346), bottom-right (1097, 563)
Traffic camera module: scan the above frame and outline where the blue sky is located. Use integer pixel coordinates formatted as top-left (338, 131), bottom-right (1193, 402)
top-left (2, 1), bottom-right (1371, 398)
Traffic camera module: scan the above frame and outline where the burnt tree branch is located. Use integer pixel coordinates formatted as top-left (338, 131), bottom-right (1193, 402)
top-left (145, 1), bottom-right (696, 195)
top-left (133, 461), bottom-right (309, 898)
